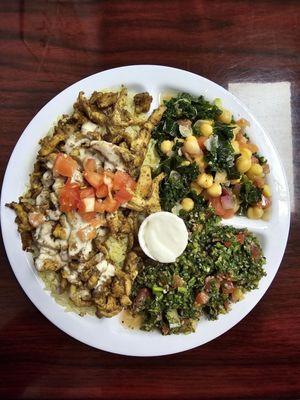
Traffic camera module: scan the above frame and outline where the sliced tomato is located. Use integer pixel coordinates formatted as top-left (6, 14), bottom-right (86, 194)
top-left (94, 200), bottom-right (106, 213)
top-left (84, 158), bottom-right (97, 172)
top-left (78, 197), bottom-right (95, 212)
top-left (114, 187), bottom-right (133, 204)
top-left (83, 171), bottom-right (104, 189)
top-left (209, 196), bottom-right (235, 219)
top-left (96, 184), bottom-right (109, 198)
top-left (59, 182), bottom-right (80, 212)
top-left (78, 211), bottom-right (97, 222)
top-left (102, 197), bottom-right (119, 213)
top-left (80, 187), bottom-right (95, 199)
top-left (197, 136), bottom-right (208, 150)
top-left (53, 153), bottom-right (78, 178)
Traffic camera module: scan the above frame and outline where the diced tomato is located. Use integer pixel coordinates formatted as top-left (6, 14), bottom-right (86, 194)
top-left (28, 212), bottom-right (45, 227)
top-left (236, 131), bottom-right (247, 143)
top-left (239, 141), bottom-right (259, 153)
top-left (78, 197), bottom-right (95, 212)
top-left (113, 171), bottom-right (129, 191)
top-left (222, 209), bottom-right (235, 219)
top-left (80, 187), bottom-right (95, 199)
top-left (113, 171), bottom-right (135, 191)
top-left (112, 171), bottom-right (136, 204)
top-left (78, 211), bottom-right (97, 222)
top-left (222, 280), bottom-right (234, 295)
top-left (209, 196), bottom-right (235, 219)
top-left (195, 292), bottom-right (209, 305)
top-left (236, 118), bottom-right (250, 128)
top-left (253, 177), bottom-right (265, 188)
top-left (114, 186), bottom-right (133, 204)
top-left (94, 200), bottom-right (106, 213)
top-left (96, 184), bottom-right (109, 198)
top-left (127, 179), bottom-right (137, 193)
top-left (53, 153), bottom-right (78, 178)
top-left (102, 197), bottom-right (119, 213)
top-left (83, 171), bottom-right (104, 189)
top-left (197, 136), bottom-right (208, 150)
top-left (236, 232), bottom-right (246, 244)
top-left (250, 244), bottom-right (261, 260)
top-left (224, 241), bottom-right (231, 248)
top-left (77, 226), bottom-right (97, 242)
top-left (59, 182), bottom-right (80, 212)
top-left (84, 158), bottom-right (96, 172)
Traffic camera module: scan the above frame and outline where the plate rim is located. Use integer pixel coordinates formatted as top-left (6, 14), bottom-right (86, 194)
top-left (0, 65), bottom-right (291, 356)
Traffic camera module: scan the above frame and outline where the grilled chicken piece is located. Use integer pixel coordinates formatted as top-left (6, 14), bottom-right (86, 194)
top-left (134, 92), bottom-right (153, 113)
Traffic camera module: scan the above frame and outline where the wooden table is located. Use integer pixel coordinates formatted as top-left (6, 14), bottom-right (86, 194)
top-left (1, 1), bottom-right (299, 399)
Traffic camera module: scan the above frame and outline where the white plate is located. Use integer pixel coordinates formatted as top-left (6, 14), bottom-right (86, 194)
top-left (0, 65), bottom-right (290, 356)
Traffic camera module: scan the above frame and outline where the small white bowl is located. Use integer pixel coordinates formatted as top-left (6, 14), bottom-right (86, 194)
top-left (138, 211), bottom-right (188, 263)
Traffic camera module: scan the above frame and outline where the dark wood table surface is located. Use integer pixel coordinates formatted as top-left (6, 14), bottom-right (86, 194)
top-left (0, 1), bottom-right (299, 399)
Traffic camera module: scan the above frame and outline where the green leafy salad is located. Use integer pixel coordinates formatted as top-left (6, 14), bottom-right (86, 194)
top-left (128, 92), bottom-right (270, 335)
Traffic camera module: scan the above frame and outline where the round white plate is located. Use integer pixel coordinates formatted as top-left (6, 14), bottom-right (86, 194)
top-left (0, 65), bottom-right (290, 356)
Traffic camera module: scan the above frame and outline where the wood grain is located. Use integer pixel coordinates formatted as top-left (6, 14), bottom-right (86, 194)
top-left (0, 1), bottom-right (299, 399)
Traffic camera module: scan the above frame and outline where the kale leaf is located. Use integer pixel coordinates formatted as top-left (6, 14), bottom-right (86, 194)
top-left (158, 153), bottom-right (199, 211)
top-left (253, 152), bottom-right (267, 165)
top-left (152, 92), bottom-right (221, 142)
top-left (205, 123), bottom-right (240, 179)
top-left (239, 179), bottom-right (262, 214)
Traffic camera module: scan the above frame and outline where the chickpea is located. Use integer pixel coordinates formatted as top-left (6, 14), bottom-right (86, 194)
top-left (218, 109), bottom-right (232, 124)
top-left (183, 136), bottom-right (201, 155)
top-left (207, 183), bottom-right (222, 197)
top-left (181, 197), bottom-right (194, 212)
top-left (190, 181), bottom-right (203, 194)
top-left (240, 148), bottom-right (252, 158)
top-left (236, 156), bottom-right (251, 173)
top-left (247, 206), bottom-right (264, 219)
top-left (181, 160), bottom-right (190, 167)
top-left (200, 123), bottom-right (213, 137)
top-left (160, 140), bottom-right (173, 154)
top-left (197, 173), bottom-right (214, 189)
top-left (247, 164), bottom-right (264, 178)
top-left (194, 155), bottom-right (206, 169)
top-left (262, 184), bottom-right (271, 197)
top-left (231, 140), bottom-right (240, 154)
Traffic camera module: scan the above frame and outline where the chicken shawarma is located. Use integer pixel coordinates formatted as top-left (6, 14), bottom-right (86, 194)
top-left (8, 86), bottom-right (166, 318)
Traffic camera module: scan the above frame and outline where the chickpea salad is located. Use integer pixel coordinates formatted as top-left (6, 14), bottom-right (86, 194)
top-left (8, 88), bottom-right (270, 335)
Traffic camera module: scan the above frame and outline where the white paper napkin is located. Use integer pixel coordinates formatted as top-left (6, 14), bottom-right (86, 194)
top-left (228, 82), bottom-right (293, 209)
